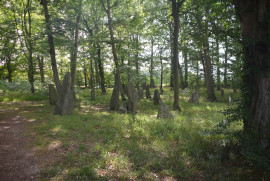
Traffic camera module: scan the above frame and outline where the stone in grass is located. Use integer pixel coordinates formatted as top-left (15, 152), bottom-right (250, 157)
top-left (154, 89), bottom-right (161, 105)
top-left (157, 100), bottom-right (173, 119)
top-left (189, 84), bottom-right (199, 104)
top-left (119, 102), bottom-right (127, 114)
top-left (49, 84), bottom-right (58, 105)
top-left (221, 89), bottom-right (225, 97)
top-left (146, 84), bottom-right (151, 99)
top-left (54, 72), bottom-right (75, 115)
top-left (127, 81), bottom-right (138, 113)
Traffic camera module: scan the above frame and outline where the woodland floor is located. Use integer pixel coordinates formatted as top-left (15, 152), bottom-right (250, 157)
top-left (0, 88), bottom-right (269, 181)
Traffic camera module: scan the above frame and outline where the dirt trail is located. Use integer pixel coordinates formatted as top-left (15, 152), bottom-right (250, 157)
top-left (0, 103), bottom-right (40, 181)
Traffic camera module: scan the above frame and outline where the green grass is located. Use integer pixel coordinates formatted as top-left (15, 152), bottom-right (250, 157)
top-left (2, 86), bottom-right (266, 180)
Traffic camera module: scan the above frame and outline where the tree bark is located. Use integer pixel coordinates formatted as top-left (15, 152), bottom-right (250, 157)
top-left (97, 43), bottom-right (106, 94)
top-left (224, 36), bottom-right (228, 87)
top-left (183, 45), bottom-right (188, 89)
top-left (40, 0), bottom-right (61, 93)
top-left (150, 38), bottom-right (154, 87)
top-left (37, 56), bottom-right (45, 84)
top-left (171, 0), bottom-right (184, 111)
top-left (216, 38), bottom-right (221, 90)
top-left (234, 0), bottom-right (270, 149)
top-left (100, 0), bottom-right (121, 110)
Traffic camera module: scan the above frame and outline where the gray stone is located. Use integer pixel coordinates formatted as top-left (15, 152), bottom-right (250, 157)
top-left (127, 81), bottom-right (138, 113)
top-left (49, 84), bottom-right (58, 105)
top-left (154, 89), bottom-right (161, 105)
top-left (228, 94), bottom-right (232, 104)
top-left (54, 72), bottom-right (75, 115)
top-left (119, 102), bottom-right (127, 114)
top-left (157, 100), bottom-right (173, 119)
top-left (189, 85), bottom-right (199, 104)
top-left (146, 84), bottom-right (151, 99)
top-left (221, 89), bottom-right (224, 97)
top-left (150, 78), bottom-right (155, 88)
top-left (142, 82), bottom-right (146, 90)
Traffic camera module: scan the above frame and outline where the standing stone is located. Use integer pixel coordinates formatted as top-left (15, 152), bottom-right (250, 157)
top-left (91, 87), bottom-right (95, 101)
top-left (189, 85), bottom-right (199, 104)
top-left (154, 89), bottom-right (161, 105)
top-left (221, 89), bottom-right (224, 97)
top-left (127, 81), bottom-right (138, 113)
top-left (119, 102), bottom-right (127, 114)
top-left (146, 84), bottom-right (151, 99)
top-left (142, 82), bottom-right (147, 90)
top-left (228, 94), bottom-right (232, 104)
top-left (49, 84), bottom-right (58, 105)
top-left (54, 72), bottom-right (75, 115)
top-left (157, 100), bottom-right (173, 119)
top-left (150, 78), bottom-right (155, 88)
top-left (138, 87), bottom-right (143, 99)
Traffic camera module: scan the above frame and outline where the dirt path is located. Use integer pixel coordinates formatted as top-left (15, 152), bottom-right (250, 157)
top-left (0, 103), bottom-right (40, 181)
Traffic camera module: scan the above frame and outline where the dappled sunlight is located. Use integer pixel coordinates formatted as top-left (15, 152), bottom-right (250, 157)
top-left (48, 140), bottom-right (62, 151)
top-left (27, 118), bottom-right (37, 122)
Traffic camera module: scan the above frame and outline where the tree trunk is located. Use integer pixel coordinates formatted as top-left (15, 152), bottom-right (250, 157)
top-left (97, 43), bottom-right (106, 94)
top-left (216, 38), bottom-right (221, 90)
top-left (150, 38), bottom-right (155, 88)
top-left (135, 34), bottom-right (139, 88)
top-left (171, 0), bottom-right (183, 111)
top-left (183, 45), bottom-right (188, 88)
top-left (234, 0), bottom-right (270, 149)
top-left (37, 56), bottom-right (45, 84)
top-left (179, 64), bottom-right (185, 90)
top-left (70, 2), bottom-right (82, 93)
top-left (7, 56), bottom-right (12, 83)
top-left (224, 37), bottom-right (228, 87)
top-left (159, 47), bottom-right (163, 94)
top-left (101, 0), bottom-right (121, 110)
top-left (41, 0), bottom-right (61, 93)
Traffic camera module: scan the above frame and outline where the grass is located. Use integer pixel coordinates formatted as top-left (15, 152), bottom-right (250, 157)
top-left (1, 86), bottom-right (268, 180)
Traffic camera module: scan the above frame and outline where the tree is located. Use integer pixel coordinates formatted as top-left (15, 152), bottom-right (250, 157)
top-left (234, 0), bottom-right (270, 149)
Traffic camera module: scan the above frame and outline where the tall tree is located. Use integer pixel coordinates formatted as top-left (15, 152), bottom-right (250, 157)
top-left (234, 0), bottom-right (270, 149)
top-left (171, 0), bottom-right (185, 110)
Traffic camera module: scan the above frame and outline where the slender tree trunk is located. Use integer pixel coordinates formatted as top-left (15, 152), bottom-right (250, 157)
top-left (171, 0), bottom-right (184, 111)
top-left (179, 64), bottom-right (185, 90)
top-left (183, 46), bottom-right (188, 88)
top-left (135, 34), bottom-right (139, 88)
top-left (84, 67), bottom-right (87, 88)
top-left (70, 2), bottom-right (82, 93)
top-left (160, 48), bottom-right (163, 94)
top-left (235, 0), bottom-right (270, 149)
top-left (7, 55), bottom-right (12, 83)
top-left (97, 43), bottom-right (106, 94)
top-left (216, 38), bottom-right (221, 90)
top-left (100, 0), bottom-right (121, 110)
top-left (41, 0), bottom-right (61, 93)
top-left (150, 38), bottom-right (154, 87)
top-left (37, 56), bottom-right (45, 84)
top-left (169, 23), bottom-right (174, 89)
top-left (224, 37), bottom-right (228, 87)
top-left (94, 58), bottom-right (100, 87)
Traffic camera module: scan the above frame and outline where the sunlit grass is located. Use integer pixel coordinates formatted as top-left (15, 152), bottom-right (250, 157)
top-left (1, 86), bottom-right (247, 180)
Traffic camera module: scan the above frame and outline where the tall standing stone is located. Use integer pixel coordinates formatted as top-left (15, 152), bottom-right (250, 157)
top-left (127, 81), bottom-right (138, 113)
top-left (54, 72), bottom-right (75, 115)
top-left (150, 78), bottom-right (155, 88)
top-left (142, 82), bottom-right (147, 90)
top-left (146, 84), bottom-right (151, 99)
top-left (221, 89), bottom-right (224, 97)
top-left (189, 84), bottom-right (199, 104)
top-left (49, 84), bottom-right (58, 105)
top-left (154, 89), bottom-right (161, 105)
top-left (157, 100), bottom-right (173, 119)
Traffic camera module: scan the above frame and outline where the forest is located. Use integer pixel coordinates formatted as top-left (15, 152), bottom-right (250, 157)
top-left (0, 0), bottom-right (269, 180)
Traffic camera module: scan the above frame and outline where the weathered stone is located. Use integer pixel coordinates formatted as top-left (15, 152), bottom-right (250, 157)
top-left (157, 100), bottom-right (173, 119)
top-left (127, 81), bottom-right (138, 113)
top-left (228, 94), bottom-right (232, 104)
top-left (138, 87), bottom-right (143, 99)
top-left (146, 84), bottom-right (151, 99)
top-left (91, 87), bottom-right (95, 101)
top-left (154, 89), bottom-right (161, 105)
top-left (142, 82), bottom-right (147, 90)
top-left (54, 72), bottom-right (75, 115)
top-left (221, 89), bottom-right (224, 97)
top-left (150, 78), bottom-right (155, 88)
top-left (189, 85), bottom-right (199, 104)
top-left (119, 102), bottom-right (127, 114)
top-left (49, 84), bottom-right (58, 105)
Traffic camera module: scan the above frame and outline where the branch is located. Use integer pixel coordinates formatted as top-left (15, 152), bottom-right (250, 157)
top-left (99, 0), bottom-right (107, 13)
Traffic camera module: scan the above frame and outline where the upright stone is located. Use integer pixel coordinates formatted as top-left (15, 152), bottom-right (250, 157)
top-left (54, 72), bottom-right (75, 115)
top-left (146, 84), bottom-right (151, 99)
top-left (127, 81), bottom-right (138, 113)
top-left (157, 100), bottom-right (173, 119)
top-left (119, 102), bottom-right (127, 114)
top-left (49, 84), bottom-right (58, 105)
top-left (154, 89), bottom-right (161, 105)
top-left (228, 94), bottom-right (232, 104)
top-left (150, 78), bottom-right (155, 88)
top-left (138, 87), bottom-right (143, 99)
top-left (142, 82), bottom-right (147, 90)
top-left (221, 89), bottom-right (224, 97)
top-left (189, 85), bottom-right (199, 104)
